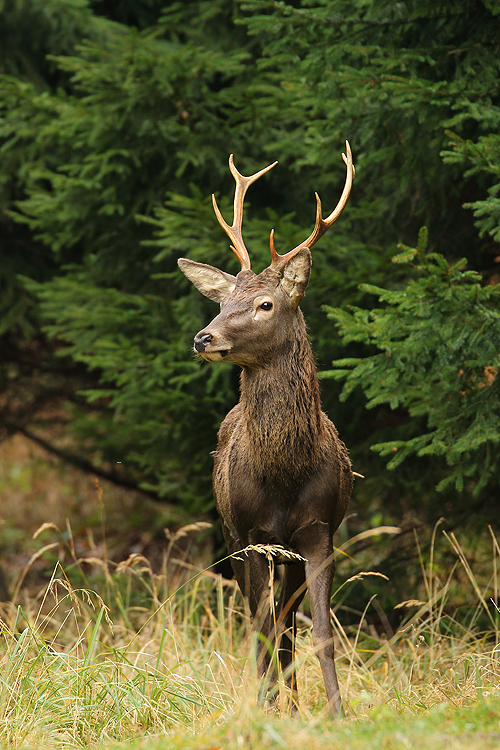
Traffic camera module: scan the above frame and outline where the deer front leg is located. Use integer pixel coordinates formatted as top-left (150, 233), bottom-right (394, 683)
top-left (247, 550), bottom-right (278, 690)
top-left (220, 523), bottom-right (278, 699)
top-left (220, 521), bottom-right (247, 595)
top-left (292, 521), bottom-right (342, 718)
top-left (276, 562), bottom-right (306, 710)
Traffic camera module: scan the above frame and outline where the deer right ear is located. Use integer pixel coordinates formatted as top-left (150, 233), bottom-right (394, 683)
top-left (178, 258), bottom-right (237, 303)
top-left (280, 246), bottom-right (312, 308)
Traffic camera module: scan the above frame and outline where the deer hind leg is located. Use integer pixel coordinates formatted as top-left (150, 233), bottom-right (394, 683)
top-left (276, 562), bottom-right (306, 711)
top-left (292, 521), bottom-right (342, 718)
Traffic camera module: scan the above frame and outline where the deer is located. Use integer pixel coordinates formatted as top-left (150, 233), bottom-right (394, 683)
top-left (177, 142), bottom-right (354, 717)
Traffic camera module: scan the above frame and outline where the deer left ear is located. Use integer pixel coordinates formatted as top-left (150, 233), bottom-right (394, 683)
top-left (178, 258), bottom-right (237, 302)
top-left (280, 246), bottom-right (312, 308)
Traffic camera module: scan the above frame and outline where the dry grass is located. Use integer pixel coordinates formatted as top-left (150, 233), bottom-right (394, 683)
top-left (1, 436), bottom-right (499, 748)
top-left (0, 507), bottom-right (499, 748)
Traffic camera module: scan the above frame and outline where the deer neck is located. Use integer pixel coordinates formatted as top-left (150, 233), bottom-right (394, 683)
top-left (239, 311), bottom-right (322, 479)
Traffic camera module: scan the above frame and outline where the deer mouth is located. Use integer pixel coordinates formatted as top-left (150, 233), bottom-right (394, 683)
top-left (200, 349), bottom-right (230, 362)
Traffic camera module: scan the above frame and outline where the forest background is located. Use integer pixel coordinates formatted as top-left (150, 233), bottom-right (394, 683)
top-left (1, 0), bottom-right (500, 620)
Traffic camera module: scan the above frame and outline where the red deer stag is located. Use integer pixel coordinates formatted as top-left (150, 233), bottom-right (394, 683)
top-left (178, 143), bottom-right (354, 717)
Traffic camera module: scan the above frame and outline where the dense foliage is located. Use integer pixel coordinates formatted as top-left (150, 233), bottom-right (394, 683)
top-left (1, 0), bottom-right (499, 532)
top-left (324, 228), bottom-right (500, 495)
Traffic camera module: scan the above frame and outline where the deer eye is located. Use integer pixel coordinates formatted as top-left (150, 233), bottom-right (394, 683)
top-left (259, 301), bottom-right (273, 311)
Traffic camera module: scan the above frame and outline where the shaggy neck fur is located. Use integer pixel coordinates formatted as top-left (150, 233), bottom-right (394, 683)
top-left (239, 309), bottom-right (323, 482)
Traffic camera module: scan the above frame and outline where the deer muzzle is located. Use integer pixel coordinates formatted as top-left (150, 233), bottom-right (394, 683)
top-left (194, 332), bottom-right (213, 353)
top-left (193, 329), bottom-right (230, 361)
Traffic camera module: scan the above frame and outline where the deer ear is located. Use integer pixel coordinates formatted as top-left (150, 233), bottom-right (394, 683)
top-left (178, 258), bottom-right (237, 302)
top-left (280, 247), bottom-right (312, 308)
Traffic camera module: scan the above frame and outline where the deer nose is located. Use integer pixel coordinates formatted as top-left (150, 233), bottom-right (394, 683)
top-left (194, 332), bottom-right (213, 352)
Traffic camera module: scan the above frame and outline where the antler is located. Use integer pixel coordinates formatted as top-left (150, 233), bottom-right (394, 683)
top-left (212, 154), bottom-right (278, 271)
top-left (270, 140), bottom-right (355, 269)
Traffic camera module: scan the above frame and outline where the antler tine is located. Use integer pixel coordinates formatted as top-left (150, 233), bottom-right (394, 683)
top-left (270, 141), bottom-right (354, 269)
top-left (212, 154), bottom-right (278, 271)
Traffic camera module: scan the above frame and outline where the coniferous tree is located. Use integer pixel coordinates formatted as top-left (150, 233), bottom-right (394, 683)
top-left (240, 0), bottom-right (500, 511)
top-left (1, 0), bottom-right (499, 527)
top-left (324, 228), bottom-right (500, 495)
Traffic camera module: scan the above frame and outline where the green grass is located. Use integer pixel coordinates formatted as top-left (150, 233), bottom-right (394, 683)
top-left (119, 700), bottom-right (500, 750)
top-left (0, 511), bottom-right (499, 748)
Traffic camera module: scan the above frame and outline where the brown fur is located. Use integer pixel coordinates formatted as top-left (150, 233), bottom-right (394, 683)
top-left (179, 249), bottom-right (353, 716)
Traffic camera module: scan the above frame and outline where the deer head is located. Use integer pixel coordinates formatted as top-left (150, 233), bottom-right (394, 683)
top-left (178, 143), bottom-right (354, 368)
